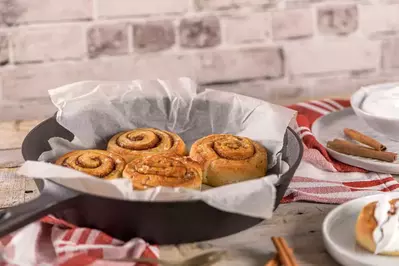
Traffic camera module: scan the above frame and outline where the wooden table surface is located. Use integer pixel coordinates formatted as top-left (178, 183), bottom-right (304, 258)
top-left (0, 120), bottom-right (341, 266)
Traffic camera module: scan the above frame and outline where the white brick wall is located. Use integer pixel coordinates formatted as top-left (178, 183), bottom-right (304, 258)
top-left (0, 32), bottom-right (8, 64)
top-left (96, 0), bottom-right (190, 18)
top-left (16, 0), bottom-right (92, 23)
top-left (359, 4), bottom-right (399, 36)
top-left (222, 12), bottom-right (271, 44)
top-left (2, 54), bottom-right (197, 101)
top-left (285, 39), bottom-right (380, 75)
top-left (3, 61), bottom-right (91, 100)
top-left (195, 0), bottom-right (237, 10)
top-left (1, 0), bottom-right (399, 120)
top-left (271, 9), bottom-right (313, 40)
top-left (381, 39), bottom-right (399, 69)
top-left (196, 47), bottom-right (283, 83)
top-left (195, 0), bottom-right (268, 10)
top-left (11, 24), bottom-right (86, 63)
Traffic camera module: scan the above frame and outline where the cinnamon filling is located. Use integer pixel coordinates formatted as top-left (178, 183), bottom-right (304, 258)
top-left (117, 130), bottom-right (161, 150)
top-left (128, 134), bottom-right (145, 141)
top-left (213, 136), bottom-right (254, 160)
top-left (76, 155), bottom-right (101, 168)
top-left (67, 153), bottom-right (117, 178)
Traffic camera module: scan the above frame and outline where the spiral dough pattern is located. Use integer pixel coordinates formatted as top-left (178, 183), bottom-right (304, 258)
top-left (123, 154), bottom-right (203, 190)
top-left (107, 128), bottom-right (186, 163)
top-left (189, 134), bottom-right (267, 187)
top-left (55, 149), bottom-right (126, 180)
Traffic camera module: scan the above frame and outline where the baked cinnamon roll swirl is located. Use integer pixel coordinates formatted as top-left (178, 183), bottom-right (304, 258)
top-left (55, 149), bottom-right (126, 180)
top-left (190, 134), bottom-right (267, 187)
top-left (123, 154), bottom-right (203, 190)
top-left (107, 128), bottom-right (186, 163)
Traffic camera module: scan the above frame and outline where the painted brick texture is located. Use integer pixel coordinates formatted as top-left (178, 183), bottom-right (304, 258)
top-left (133, 20), bottom-right (176, 53)
top-left (12, 25), bottom-right (86, 63)
top-left (0, 0), bottom-right (398, 120)
top-left (1, 0), bottom-right (92, 25)
top-left (96, 0), bottom-right (190, 18)
top-left (222, 13), bottom-right (270, 44)
top-left (317, 5), bottom-right (358, 35)
top-left (272, 9), bottom-right (313, 40)
top-left (87, 23), bottom-right (129, 58)
top-left (0, 33), bottom-right (8, 65)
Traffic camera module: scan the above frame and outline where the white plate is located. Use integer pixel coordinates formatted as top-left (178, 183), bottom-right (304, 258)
top-left (312, 108), bottom-right (399, 174)
top-left (323, 193), bottom-right (399, 266)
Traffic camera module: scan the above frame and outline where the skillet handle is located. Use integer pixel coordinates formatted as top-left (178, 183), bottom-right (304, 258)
top-left (0, 180), bottom-right (79, 238)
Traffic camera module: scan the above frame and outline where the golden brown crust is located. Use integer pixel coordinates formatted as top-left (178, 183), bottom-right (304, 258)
top-left (55, 149), bottom-right (126, 180)
top-left (123, 154), bottom-right (203, 190)
top-left (356, 199), bottom-right (399, 256)
top-left (189, 134), bottom-right (267, 187)
top-left (107, 128), bottom-right (186, 163)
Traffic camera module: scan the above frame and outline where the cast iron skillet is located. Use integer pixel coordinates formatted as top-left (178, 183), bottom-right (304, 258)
top-left (0, 117), bottom-right (303, 245)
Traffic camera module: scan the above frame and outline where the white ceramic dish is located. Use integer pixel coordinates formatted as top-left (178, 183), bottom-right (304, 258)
top-left (351, 83), bottom-right (399, 142)
top-left (323, 193), bottom-right (399, 266)
top-left (312, 108), bottom-right (399, 174)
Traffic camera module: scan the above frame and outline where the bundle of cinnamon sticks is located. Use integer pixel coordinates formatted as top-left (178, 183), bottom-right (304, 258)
top-left (265, 236), bottom-right (298, 266)
top-left (327, 128), bottom-right (397, 162)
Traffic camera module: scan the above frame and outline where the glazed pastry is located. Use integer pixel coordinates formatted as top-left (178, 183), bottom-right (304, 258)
top-left (189, 134), bottom-right (267, 187)
top-left (107, 128), bottom-right (186, 163)
top-left (123, 154), bottom-right (203, 190)
top-left (356, 197), bottom-right (399, 256)
top-left (55, 149), bottom-right (126, 180)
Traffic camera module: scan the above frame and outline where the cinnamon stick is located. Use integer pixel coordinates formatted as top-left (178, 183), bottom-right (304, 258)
top-left (264, 249), bottom-right (293, 266)
top-left (327, 139), bottom-right (397, 162)
top-left (271, 237), bottom-right (298, 266)
top-left (264, 254), bottom-right (280, 266)
top-left (344, 128), bottom-right (386, 151)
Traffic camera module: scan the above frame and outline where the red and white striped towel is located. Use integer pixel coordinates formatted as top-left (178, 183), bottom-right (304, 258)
top-left (282, 99), bottom-right (399, 204)
top-left (0, 215), bottom-right (159, 266)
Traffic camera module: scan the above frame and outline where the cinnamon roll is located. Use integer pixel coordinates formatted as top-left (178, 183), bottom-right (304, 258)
top-left (123, 154), bottom-right (203, 190)
top-left (356, 198), bottom-right (399, 256)
top-left (190, 134), bottom-right (267, 187)
top-left (55, 149), bottom-right (126, 180)
top-left (107, 128), bottom-right (186, 163)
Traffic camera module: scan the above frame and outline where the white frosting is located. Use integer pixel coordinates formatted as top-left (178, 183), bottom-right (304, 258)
top-left (362, 87), bottom-right (399, 119)
top-left (372, 197), bottom-right (399, 254)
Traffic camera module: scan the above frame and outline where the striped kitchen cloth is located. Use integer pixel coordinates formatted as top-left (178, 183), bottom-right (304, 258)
top-left (282, 99), bottom-right (399, 204)
top-left (0, 214), bottom-right (159, 266)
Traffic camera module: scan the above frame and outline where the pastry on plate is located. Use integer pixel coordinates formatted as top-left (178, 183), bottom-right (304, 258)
top-left (123, 154), bottom-right (203, 190)
top-left (107, 128), bottom-right (186, 163)
top-left (356, 197), bottom-right (399, 256)
top-left (189, 134), bottom-right (267, 187)
top-left (55, 149), bottom-right (126, 180)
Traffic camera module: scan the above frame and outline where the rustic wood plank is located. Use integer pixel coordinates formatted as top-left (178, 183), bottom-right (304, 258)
top-left (0, 120), bottom-right (40, 150)
top-left (0, 168), bottom-right (25, 191)
top-left (0, 149), bottom-right (24, 168)
top-left (159, 202), bottom-right (338, 265)
top-left (24, 178), bottom-right (40, 202)
top-left (0, 189), bottom-right (25, 209)
top-left (0, 168), bottom-right (26, 208)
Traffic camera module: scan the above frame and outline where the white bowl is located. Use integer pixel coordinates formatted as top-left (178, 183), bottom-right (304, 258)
top-left (351, 82), bottom-right (399, 142)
